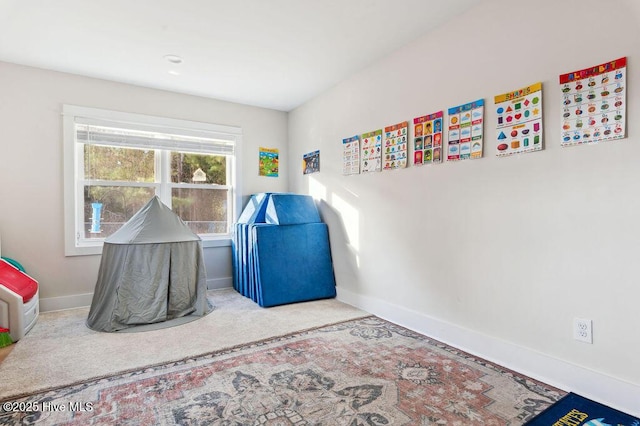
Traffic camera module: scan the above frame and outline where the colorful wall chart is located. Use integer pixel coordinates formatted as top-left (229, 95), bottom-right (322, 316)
top-left (413, 111), bottom-right (443, 165)
top-left (494, 82), bottom-right (543, 157)
top-left (383, 121), bottom-right (408, 170)
top-left (447, 99), bottom-right (484, 160)
top-left (559, 57), bottom-right (626, 146)
top-left (302, 150), bottom-right (320, 175)
top-left (258, 147), bottom-right (279, 177)
top-left (360, 129), bottom-right (382, 173)
top-left (342, 135), bottom-right (360, 175)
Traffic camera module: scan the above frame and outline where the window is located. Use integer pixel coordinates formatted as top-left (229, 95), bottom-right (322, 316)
top-left (63, 105), bottom-right (242, 256)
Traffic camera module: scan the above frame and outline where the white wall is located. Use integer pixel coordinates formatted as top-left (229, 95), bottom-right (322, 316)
top-left (288, 0), bottom-right (640, 415)
top-left (0, 61), bottom-right (288, 309)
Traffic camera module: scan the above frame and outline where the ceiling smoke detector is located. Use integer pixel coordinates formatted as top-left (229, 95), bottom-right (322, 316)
top-left (164, 54), bottom-right (183, 65)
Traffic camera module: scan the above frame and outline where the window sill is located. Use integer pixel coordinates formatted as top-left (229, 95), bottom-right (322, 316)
top-left (66, 236), bottom-right (232, 256)
top-left (202, 237), bottom-right (232, 248)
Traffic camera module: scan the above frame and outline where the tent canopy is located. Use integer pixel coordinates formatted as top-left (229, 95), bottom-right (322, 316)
top-left (87, 196), bottom-right (211, 332)
top-left (107, 196), bottom-right (200, 244)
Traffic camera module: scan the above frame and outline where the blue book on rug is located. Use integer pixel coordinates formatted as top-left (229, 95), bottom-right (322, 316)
top-left (525, 392), bottom-right (639, 426)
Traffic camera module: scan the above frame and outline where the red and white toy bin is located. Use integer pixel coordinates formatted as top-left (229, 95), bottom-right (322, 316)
top-left (0, 258), bottom-right (39, 341)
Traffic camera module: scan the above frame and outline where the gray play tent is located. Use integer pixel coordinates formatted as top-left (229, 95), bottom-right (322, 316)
top-left (87, 196), bottom-right (211, 332)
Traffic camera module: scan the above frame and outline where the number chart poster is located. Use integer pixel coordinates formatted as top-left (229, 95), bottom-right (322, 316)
top-left (258, 147), bottom-right (279, 177)
top-left (447, 99), bottom-right (484, 161)
top-left (559, 57), bottom-right (626, 147)
top-left (494, 82), bottom-right (543, 157)
top-left (342, 135), bottom-right (360, 175)
top-left (383, 121), bottom-right (408, 170)
top-left (360, 129), bottom-right (383, 173)
top-left (413, 111), bottom-right (443, 165)
top-left (303, 150), bottom-right (320, 175)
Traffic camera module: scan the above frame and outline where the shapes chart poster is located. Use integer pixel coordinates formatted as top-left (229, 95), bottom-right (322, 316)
top-left (495, 82), bottom-right (543, 157)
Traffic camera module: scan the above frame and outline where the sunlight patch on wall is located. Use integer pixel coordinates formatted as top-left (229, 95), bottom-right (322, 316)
top-left (308, 176), bottom-right (327, 201)
top-left (332, 193), bottom-right (360, 252)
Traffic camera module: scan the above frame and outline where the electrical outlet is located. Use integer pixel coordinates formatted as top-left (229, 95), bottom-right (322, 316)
top-left (573, 318), bottom-right (593, 343)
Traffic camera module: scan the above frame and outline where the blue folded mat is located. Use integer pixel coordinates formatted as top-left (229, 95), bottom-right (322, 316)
top-left (232, 193), bottom-right (271, 293)
top-left (232, 193), bottom-right (336, 307)
top-left (250, 223), bottom-right (336, 307)
top-left (265, 193), bottom-right (321, 225)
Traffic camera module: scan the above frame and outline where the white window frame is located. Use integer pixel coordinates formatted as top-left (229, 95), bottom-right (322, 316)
top-left (63, 105), bottom-right (243, 256)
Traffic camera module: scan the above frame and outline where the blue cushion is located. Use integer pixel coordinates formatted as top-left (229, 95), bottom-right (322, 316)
top-left (265, 194), bottom-right (321, 225)
top-left (237, 193), bottom-right (271, 224)
top-left (232, 223), bottom-right (251, 294)
top-left (233, 193), bottom-right (336, 307)
top-left (233, 193), bottom-right (271, 293)
top-left (250, 223), bottom-right (336, 307)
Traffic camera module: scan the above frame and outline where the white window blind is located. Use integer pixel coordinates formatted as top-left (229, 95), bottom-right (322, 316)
top-left (75, 120), bottom-right (235, 155)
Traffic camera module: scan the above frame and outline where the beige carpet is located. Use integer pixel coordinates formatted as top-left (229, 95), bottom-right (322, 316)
top-left (1, 317), bottom-right (564, 424)
top-left (0, 288), bottom-right (369, 400)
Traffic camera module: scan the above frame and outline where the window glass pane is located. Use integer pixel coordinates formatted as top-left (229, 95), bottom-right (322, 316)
top-left (84, 144), bottom-right (155, 182)
top-left (66, 106), bottom-right (240, 255)
top-left (170, 152), bottom-right (227, 185)
top-left (83, 186), bottom-right (155, 238)
top-left (172, 187), bottom-right (228, 234)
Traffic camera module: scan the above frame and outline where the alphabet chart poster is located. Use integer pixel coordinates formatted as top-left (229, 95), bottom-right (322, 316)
top-left (360, 129), bottom-right (382, 173)
top-left (447, 99), bottom-right (484, 160)
top-left (413, 111), bottom-right (443, 165)
top-left (342, 135), bottom-right (360, 175)
top-left (559, 57), bottom-right (626, 147)
top-left (383, 121), bottom-right (408, 170)
top-left (494, 82), bottom-right (543, 157)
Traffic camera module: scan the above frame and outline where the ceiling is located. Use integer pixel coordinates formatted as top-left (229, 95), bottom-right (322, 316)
top-left (0, 0), bottom-right (481, 111)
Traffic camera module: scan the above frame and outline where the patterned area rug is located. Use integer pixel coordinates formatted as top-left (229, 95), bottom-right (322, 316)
top-left (0, 317), bottom-right (564, 425)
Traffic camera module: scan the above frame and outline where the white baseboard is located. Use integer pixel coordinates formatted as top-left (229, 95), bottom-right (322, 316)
top-left (39, 278), bottom-right (233, 312)
top-left (207, 277), bottom-right (233, 290)
top-left (336, 287), bottom-right (640, 417)
top-left (40, 293), bottom-right (93, 312)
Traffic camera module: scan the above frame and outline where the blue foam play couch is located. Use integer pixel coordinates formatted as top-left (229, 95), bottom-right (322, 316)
top-left (232, 193), bottom-right (336, 307)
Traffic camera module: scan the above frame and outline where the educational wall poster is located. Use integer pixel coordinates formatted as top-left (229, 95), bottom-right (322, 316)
top-left (303, 150), bottom-right (320, 175)
top-left (360, 129), bottom-right (382, 173)
top-left (383, 121), bottom-right (408, 170)
top-left (413, 111), bottom-right (443, 165)
top-left (494, 82), bottom-right (543, 157)
top-left (559, 57), bottom-right (626, 147)
top-left (258, 147), bottom-right (279, 177)
top-left (342, 135), bottom-right (360, 175)
top-left (447, 99), bottom-right (484, 161)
